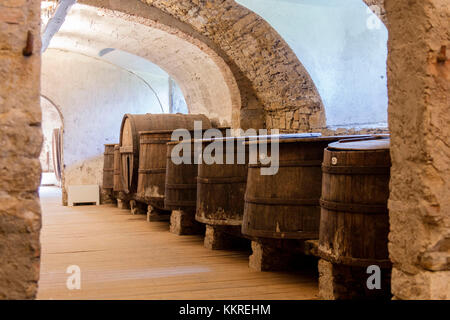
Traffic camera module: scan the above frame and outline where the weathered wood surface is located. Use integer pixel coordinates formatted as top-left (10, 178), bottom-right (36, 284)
top-left (165, 140), bottom-right (198, 211)
top-left (37, 187), bottom-right (318, 300)
top-left (102, 144), bottom-right (116, 190)
top-left (318, 138), bottom-right (391, 267)
top-left (242, 136), bottom-right (356, 240)
top-left (119, 113), bottom-right (211, 195)
top-left (113, 145), bottom-right (121, 193)
top-left (113, 144), bottom-right (130, 203)
top-left (196, 137), bottom-right (249, 227)
top-left (136, 130), bottom-right (172, 209)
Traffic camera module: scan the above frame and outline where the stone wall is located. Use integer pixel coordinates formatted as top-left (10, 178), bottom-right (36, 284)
top-left (137, 0), bottom-right (325, 131)
top-left (0, 0), bottom-right (42, 299)
top-left (59, 2), bottom-right (239, 127)
top-left (41, 49), bottom-right (171, 205)
top-left (386, 0), bottom-right (449, 299)
top-left (237, 0), bottom-right (389, 130)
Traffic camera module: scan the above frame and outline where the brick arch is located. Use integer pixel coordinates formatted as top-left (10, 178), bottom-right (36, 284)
top-left (80, 0), bottom-right (325, 131)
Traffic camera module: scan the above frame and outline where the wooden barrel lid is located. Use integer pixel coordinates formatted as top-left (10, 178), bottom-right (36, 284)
top-left (245, 134), bottom-right (372, 145)
top-left (328, 136), bottom-right (390, 151)
top-left (194, 135), bottom-right (261, 144)
top-left (139, 129), bottom-right (175, 135)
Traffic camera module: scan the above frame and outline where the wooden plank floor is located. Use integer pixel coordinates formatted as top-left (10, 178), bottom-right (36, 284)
top-left (37, 187), bottom-right (318, 300)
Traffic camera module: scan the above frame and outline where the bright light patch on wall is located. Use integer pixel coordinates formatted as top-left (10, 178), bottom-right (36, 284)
top-left (236, 0), bottom-right (389, 129)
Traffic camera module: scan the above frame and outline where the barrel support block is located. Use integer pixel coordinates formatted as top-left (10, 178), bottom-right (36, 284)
top-left (318, 259), bottom-right (392, 300)
top-left (170, 209), bottom-right (204, 235)
top-left (204, 225), bottom-right (248, 250)
top-left (117, 199), bottom-right (130, 210)
top-left (147, 205), bottom-right (170, 222)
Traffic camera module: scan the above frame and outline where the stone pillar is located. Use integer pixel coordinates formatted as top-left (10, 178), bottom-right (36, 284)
top-left (386, 0), bottom-right (449, 299)
top-left (170, 209), bottom-right (204, 235)
top-left (0, 0), bottom-right (42, 299)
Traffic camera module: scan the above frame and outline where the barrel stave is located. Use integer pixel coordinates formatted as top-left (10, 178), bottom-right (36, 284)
top-left (196, 138), bottom-right (249, 226)
top-left (137, 131), bottom-right (172, 209)
top-left (102, 144), bottom-right (115, 190)
top-left (119, 113), bottom-right (211, 196)
top-left (318, 139), bottom-right (391, 267)
top-left (113, 145), bottom-right (122, 193)
top-left (165, 140), bottom-right (198, 210)
top-left (242, 138), bottom-right (339, 240)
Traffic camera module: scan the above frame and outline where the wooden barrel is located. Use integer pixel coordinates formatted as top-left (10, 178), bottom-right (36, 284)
top-left (113, 145), bottom-right (122, 193)
top-left (195, 137), bottom-right (250, 227)
top-left (119, 113), bottom-right (211, 195)
top-left (164, 139), bottom-right (199, 211)
top-left (242, 134), bottom-right (370, 240)
top-left (102, 144), bottom-right (116, 190)
top-left (136, 130), bottom-right (173, 209)
top-left (318, 137), bottom-right (391, 267)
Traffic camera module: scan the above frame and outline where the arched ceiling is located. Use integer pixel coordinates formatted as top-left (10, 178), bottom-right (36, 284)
top-left (48, 3), bottom-right (240, 126)
top-left (76, 0), bottom-right (325, 131)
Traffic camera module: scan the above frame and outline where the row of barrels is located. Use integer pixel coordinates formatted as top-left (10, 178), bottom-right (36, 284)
top-left (103, 113), bottom-right (391, 275)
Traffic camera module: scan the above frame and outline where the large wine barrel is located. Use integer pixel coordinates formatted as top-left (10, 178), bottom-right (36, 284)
top-left (136, 130), bottom-right (173, 209)
top-left (195, 137), bottom-right (251, 227)
top-left (318, 137), bottom-right (391, 267)
top-left (164, 139), bottom-right (199, 211)
top-left (119, 113), bottom-right (211, 195)
top-left (113, 145), bottom-right (122, 193)
top-left (242, 134), bottom-right (370, 240)
top-left (102, 144), bottom-right (116, 190)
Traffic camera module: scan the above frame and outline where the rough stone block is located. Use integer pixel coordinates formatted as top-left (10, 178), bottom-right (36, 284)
top-left (147, 205), bottom-right (170, 222)
top-left (100, 188), bottom-right (115, 205)
top-left (203, 225), bottom-right (248, 250)
top-left (391, 267), bottom-right (449, 300)
top-left (130, 200), bottom-right (147, 215)
top-left (170, 209), bottom-right (204, 235)
top-left (318, 259), bottom-right (392, 300)
top-left (249, 240), bottom-right (314, 272)
top-left (117, 199), bottom-right (130, 210)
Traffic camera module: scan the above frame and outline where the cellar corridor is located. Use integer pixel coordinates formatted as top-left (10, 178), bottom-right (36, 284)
top-left (1, 0), bottom-right (447, 301)
top-left (37, 187), bottom-right (318, 300)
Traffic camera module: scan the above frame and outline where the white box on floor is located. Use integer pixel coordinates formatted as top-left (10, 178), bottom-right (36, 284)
top-left (67, 185), bottom-right (99, 206)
